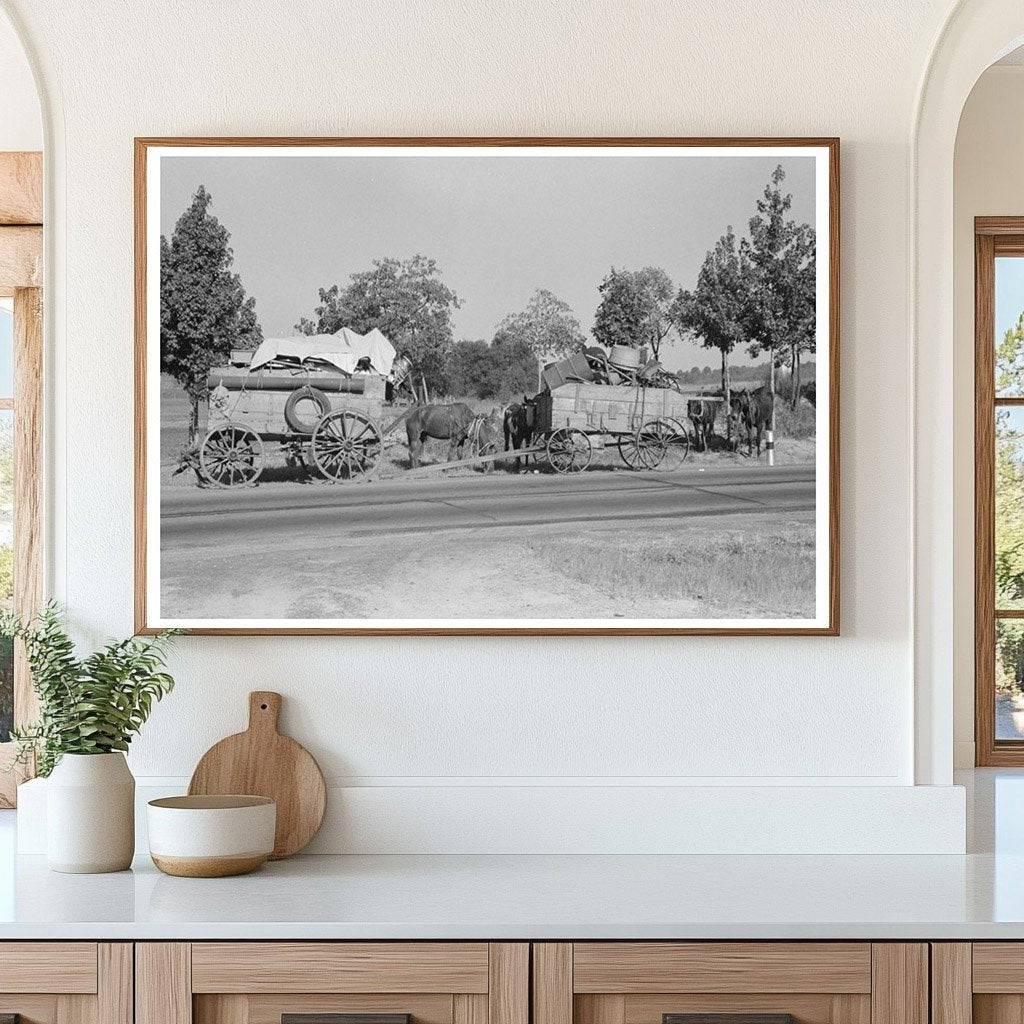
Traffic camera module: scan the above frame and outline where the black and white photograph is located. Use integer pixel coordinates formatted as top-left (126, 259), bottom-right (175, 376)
top-left (137, 140), bottom-right (838, 634)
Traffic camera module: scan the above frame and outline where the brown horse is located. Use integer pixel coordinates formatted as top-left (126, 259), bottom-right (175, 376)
top-left (503, 395), bottom-right (538, 472)
top-left (406, 403), bottom-right (476, 468)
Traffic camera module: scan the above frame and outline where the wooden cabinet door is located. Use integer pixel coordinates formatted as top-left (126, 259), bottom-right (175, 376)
top-left (137, 943), bottom-right (528, 1024)
top-left (0, 943), bottom-right (132, 1024)
top-left (534, 944), bottom-right (927, 1024)
top-left (933, 943), bottom-right (1024, 1024)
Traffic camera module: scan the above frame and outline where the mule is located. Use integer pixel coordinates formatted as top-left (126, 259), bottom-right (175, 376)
top-left (687, 397), bottom-right (721, 452)
top-left (406, 403), bottom-right (476, 469)
top-left (503, 395), bottom-right (537, 472)
top-left (466, 409), bottom-right (503, 473)
top-left (730, 385), bottom-right (775, 457)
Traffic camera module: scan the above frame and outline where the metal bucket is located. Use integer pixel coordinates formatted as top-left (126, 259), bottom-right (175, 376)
top-left (608, 344), bottom-right (641, 371)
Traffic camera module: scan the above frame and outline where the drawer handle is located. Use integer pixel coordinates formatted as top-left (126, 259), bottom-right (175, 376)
top-left (283, 1016), bottom-right (411, 1024)
top-left (664, 1016), bottom-right (796, 1024)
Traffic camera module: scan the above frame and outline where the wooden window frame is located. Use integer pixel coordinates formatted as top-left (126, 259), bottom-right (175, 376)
top-left (975, 217), bottom-right (1024, 765)
top-left (0, 151), bottom-right (43, 806)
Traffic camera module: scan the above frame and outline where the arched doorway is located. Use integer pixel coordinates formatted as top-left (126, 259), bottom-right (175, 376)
top-left (914, 0), bottom-right (1024, 785)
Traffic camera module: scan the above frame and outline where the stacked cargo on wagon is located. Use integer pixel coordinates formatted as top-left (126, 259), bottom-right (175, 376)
top-left (198, 328), bottom-right (410, 487)
top-left (532, 347), bottom-right (695, 473)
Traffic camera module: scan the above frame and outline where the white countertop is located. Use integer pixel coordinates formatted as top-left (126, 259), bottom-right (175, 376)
top-left (1, 849), bottom-right (1023, 940)
top-left (1, 769), bottom-right (1022, 941)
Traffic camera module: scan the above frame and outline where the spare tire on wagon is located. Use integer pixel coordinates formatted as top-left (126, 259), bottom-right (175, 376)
top-left (284, 386), bottom-right (332, 434)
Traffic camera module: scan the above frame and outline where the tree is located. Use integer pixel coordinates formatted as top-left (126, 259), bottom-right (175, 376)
top-left (740, 166), bottom-right (816, 420)
top-left (996, 407), bottom-right (1024, 609)
top-left (995, 316), bottom-right (1024, 609)
top-left (298, 255), bottom-right (461, 395)
top-left (631, 267), bottom-right (676, 358)
top-left (998, 311), bottom-right (1024, 395)
top-left (160, 186), bottom-right (261, 444)
top-left (445, 339), bottom-right (502, 400)
top-left (496, 288), bottom-right (584, 389)
top-left (592, 268), bottom-right (676, 357)
top-left (672, 227), bottom-right (747, 438)
top-left (592, 269), bottom-right (648, 352)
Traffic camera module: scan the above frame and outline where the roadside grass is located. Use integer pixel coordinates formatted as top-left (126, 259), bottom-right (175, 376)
top-left (532, 515), bottom-right (816, 618)
top-left (773, 397), bottom-right (816, 440)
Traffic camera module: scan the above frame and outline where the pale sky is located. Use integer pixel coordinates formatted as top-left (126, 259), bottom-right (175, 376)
top-left (160, 151), bottom-right (816, 372)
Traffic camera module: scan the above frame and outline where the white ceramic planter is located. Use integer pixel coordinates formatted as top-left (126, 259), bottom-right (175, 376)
top-left (46, 752), bottom-right (135, 873)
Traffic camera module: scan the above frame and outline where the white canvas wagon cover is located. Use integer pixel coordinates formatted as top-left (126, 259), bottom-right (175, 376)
top-left (247, 327), bottom-right (397, 375)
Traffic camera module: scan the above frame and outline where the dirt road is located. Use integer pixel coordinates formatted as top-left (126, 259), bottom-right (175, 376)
top-left (157, 466), bottom-right (818, 622)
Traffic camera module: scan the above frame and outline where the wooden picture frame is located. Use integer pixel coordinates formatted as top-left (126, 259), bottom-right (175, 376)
top-left (135, 137), bottom-right (840, 637)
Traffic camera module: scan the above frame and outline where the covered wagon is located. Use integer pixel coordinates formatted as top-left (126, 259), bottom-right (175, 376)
top-left (197, 328), bottom-right (412, 486)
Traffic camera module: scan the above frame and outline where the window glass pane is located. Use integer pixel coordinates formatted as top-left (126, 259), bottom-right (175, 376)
top-left (998, 619), bottom-right (1024, 740)
top-left (0, 304), bottom-right (11, 399)
top-left (996, 257), bottom-right (1024, 396)
top-left (997, 407), bottom-right (1024, 610)
top-left (0, 410), bottom-right (11, 742)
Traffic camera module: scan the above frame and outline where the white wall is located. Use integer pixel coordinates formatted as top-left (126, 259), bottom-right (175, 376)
top-left (1, 0), bottom-right (972, 851)
top-left (952, 65), bottom-right (1024, 768)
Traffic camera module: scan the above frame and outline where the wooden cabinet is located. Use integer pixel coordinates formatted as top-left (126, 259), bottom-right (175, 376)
top-left (136, 943), bottom-right (528, 1024)
top-left (930, 943), bottom-right (1024, 1024)
top-left (532, 944), bottom-right (928, 1024)
top-left (0, 943), bottom-right (132, 1024)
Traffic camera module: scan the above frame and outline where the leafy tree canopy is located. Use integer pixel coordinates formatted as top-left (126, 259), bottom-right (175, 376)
top-left (998, 311), bottom-right (1024, 396)
top-left (741, 166), bottom-right (816, 362)
top-left (160, 186), bottom-right (261, 441)
top-left (497, 288), bottom-right (585, 362)
top-left (593, 268), bottom-right (666, 353)
top-left (298, 255), bottom-right (461, 391)
top-left (673, 227), bottom-right (747, 363)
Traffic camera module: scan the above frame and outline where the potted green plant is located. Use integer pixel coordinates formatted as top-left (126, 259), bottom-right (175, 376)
top-left (2, 604), bottom-right (177, 873)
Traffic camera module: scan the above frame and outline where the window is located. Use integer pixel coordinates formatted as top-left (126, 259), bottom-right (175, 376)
top-left (0, 300), bottom-right (11, 745)
top-left (0, 151), bottom-right (42, 805)
top-left (975, 220), bottom-right (1024, 764)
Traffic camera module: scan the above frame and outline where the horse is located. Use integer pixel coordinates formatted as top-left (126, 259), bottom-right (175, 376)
top-left (687, 397), bottom-right (721, 452)
top-left (730, 385), bottom-right (775, 457)
top-left (503, 395), bottom-right (537, 472)
top-left (405, 403), bottom-right (476, 469)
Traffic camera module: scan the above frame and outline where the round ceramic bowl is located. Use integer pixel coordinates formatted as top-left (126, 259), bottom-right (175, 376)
top-left (147, 795), bottom-right (276, 878)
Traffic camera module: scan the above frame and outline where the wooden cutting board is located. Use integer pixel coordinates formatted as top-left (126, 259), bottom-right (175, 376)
top-left (188, 691), bottom-right (326, 859)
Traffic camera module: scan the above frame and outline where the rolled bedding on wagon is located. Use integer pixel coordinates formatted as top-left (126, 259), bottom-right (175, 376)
top-left (247, 327), bottom-right (397, 376)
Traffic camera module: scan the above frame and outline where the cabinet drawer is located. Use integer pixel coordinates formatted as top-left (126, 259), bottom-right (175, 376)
top-left (534, 943), bottom-right (925, 1024)
top-left (0, 942), bottom-right (98, 993)
top-left (191, 943), bottom-right (490, 993)
top-left (572, 944), bottom-right (872, 994)
top-left (139, 942), bottom-right (528, 1024)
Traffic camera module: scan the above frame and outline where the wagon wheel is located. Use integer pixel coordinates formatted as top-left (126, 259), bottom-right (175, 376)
top-left (311, 410), bottom-right (382, 481)
top-left (199, 424), bottom-right (264, 488)
top-left (617, 433), bottom-right (644, 470)
top-left (637, 417), bottom-right (691, 471)
top-left (547, 427), bottom-right (592, 473)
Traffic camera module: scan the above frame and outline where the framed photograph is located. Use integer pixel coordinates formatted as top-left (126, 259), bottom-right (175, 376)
top-left (135, 137), bottom-right (839, 636)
